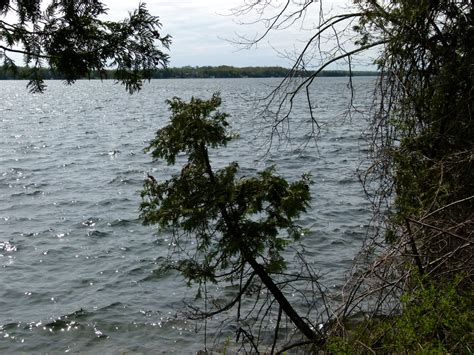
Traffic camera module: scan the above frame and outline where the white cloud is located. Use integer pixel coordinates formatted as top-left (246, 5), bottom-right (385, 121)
top-left (94, 1), bottom-right (372, 68)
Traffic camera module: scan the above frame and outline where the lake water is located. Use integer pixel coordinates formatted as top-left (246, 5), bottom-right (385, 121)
top-left (0, 77), bottom-right (374, 352)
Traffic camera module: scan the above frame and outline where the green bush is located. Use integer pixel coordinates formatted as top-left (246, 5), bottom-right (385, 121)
top-left (327, 275), bottom-right (473, 354)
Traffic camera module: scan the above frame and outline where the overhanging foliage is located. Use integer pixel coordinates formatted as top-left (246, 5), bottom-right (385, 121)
top-left (0, 0), bottom-right (171, 93)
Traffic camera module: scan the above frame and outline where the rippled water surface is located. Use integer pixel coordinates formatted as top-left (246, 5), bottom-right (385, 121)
top-left (1, 78), bottom-right (374, 352)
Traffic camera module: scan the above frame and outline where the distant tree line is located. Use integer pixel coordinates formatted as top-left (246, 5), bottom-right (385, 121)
top-left (149, 65), bottom-right (378, 78)
top-left (0, 65), bottom-right (378, 80)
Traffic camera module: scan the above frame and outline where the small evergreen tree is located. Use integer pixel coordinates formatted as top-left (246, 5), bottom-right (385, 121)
top-left (140, 93), bottom-right (321, 349)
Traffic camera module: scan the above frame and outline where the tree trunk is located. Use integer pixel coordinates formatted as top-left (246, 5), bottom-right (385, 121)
top-left (199, 142), bottom-right (320, 343)
top-left (244, 252), bottom-right (320, 342)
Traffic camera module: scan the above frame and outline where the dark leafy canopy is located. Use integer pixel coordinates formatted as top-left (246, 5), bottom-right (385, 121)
top-left (0, 0), bottom-right (170, 93)
top-left (141, 93), bottom-right (312, 283)
top-left (349, 0), bottom-right (474, 261)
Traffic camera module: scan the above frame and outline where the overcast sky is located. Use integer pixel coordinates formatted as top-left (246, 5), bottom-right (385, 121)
top-left (102, 0), bottom-right (374, 69)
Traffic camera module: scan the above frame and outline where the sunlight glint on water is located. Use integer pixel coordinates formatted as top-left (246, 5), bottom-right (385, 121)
top-left (0, 78), bottom-right (373, 352)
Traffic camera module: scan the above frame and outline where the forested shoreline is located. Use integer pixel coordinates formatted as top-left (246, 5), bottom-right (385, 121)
top-left (0, 65), bottom-right (378, 80)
